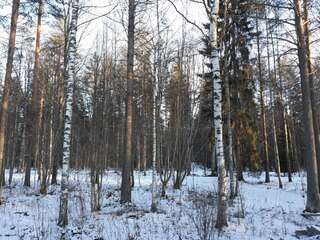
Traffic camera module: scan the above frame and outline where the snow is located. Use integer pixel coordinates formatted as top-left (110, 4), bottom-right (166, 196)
top-left (0, 168), bottom-right (319, 240)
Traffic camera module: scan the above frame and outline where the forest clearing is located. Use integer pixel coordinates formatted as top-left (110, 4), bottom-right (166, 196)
top-left (0, 0), bottom-right (320, 239)
top-left (0, 168), bottom-right (315, 240)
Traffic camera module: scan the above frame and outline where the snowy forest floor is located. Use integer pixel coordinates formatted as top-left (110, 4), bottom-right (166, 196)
top-left (0, 167), bottom-right (319, 240)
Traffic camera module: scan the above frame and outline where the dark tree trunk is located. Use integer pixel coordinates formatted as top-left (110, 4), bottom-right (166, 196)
top-left (255, 15), bottom-right (270, 183)
top-left (121, 0), bottom-right (136, 204)
top-left (24, 0), bottom-right (43, 187)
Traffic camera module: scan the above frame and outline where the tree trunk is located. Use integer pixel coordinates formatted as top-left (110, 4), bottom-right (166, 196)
top-left (266, 21), bottom-right (282, 189)
top-left (211, 143), bottom-right (216, 176)
top-left (225, 62), bottom-right (235, 199)
top-left (210, 0), bottom-right (227, 229)
top-left (151, 0), bottom-right (161, 212)
top-left (121, 0), bottom-right (136, 204)
top-left (294, 0), bottom-right (320, 212)
top-left (255, 16), bottom-right (270, 183)
top-left (303, 0), bottom-right (320, 190)
top-left (58, 0), bottom-right (79, 227)
top-left (24, 0), bottom-right (43, 187)
top-left (0, 0), bottom-right (20, 193)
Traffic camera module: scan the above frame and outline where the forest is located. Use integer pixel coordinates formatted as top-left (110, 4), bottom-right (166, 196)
top-left (0, 0), bottom-right (319, 239)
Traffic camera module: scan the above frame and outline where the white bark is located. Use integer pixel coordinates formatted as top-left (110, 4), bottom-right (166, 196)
top-left (151, 84), bottom-right (157, 211)
top-left (58, 0), bottom-right (79, 227)
top-left (210, 0), bottom-right (228, 229)
top-left (151, 0), bottom-right (161, 212)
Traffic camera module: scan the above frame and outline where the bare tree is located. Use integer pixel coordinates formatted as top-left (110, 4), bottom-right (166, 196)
top-left (294, 0), bottom-right (320, 212)
top-left (58, 0), bottom-right (80, 227)
top-left (121, 0), bottom-right (136, 204)
top-left (209, 0), bottom-right (228, 229)
top-left (0, 0), bottom-right (20, 193)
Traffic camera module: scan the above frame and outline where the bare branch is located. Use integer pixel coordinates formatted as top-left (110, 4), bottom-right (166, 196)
top-left (167, 0), bottom-right (206, 38)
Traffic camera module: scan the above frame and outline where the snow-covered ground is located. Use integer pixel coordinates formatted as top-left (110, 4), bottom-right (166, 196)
top-left (0, 167), bottom-right (318, 240)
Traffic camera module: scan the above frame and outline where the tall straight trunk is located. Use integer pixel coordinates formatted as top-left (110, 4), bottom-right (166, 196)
top-left (90, 65), bottom-right (102, 212)
top-left (40, 101), bottom-right (51, 195)
top-left (223, 0), bottom-right (235, 197)
top-left (270, 91), bottom-right (283, 189)
top-left (151, 0), bottom-right (160, 212)
top-left (211, 143), bottom-right (216, 176)
top-left (51, 72), bottom-right (64, 185)
top-left (276, 57), bottom-right (292, 182)
top-left (283, 115), bottom-right (292, 181)
top-left (255, 16), bottom-right (270, 183)
top-left (24, 0), bottom-right (43, 187)
top-left (121, 0), bottom-right (135, 204)
top-left (8, 93), bottom-right (19, 185)
top-left (210, 0), bottom-right (227, 229)
top-left (266, 21), bottom-right (282, 189)
top-left (273, 18), bottom-right (292, 182)
top-left (294, 0), bottom-right (320, 212)
top-left (58, 0), bottom-right (79, 227)
top-left (271, 30), bottom-right (283, 188)
top-left (223, 44), bottom-right (235, 197)
top-left (19, 115), bottom-right (26, 173)
top-left (303, 0), bottom-right (320, 189)
top-left (143, 119), bottom-right (147, 174)
top-left (0, 0), bottom-right (20, 192)
top-left (288, 119), bottom-right (297, 171)
top-left (226, 75), bottom-right (235, 199)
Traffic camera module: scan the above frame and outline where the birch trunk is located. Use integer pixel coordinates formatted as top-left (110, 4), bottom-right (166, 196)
top-left (151, 0), bottom-right (161, 212)
top-left (210, 0), bottom-right (227, 229)
top-left (58, 0), bottom-right (79, 227)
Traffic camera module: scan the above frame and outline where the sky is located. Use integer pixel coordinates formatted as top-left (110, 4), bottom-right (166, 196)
top-left (0, 0), bottom-right (208, 83)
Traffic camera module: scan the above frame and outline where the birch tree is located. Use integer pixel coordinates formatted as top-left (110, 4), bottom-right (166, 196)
top-left (58, 0), bottom-right (79, 227)
top-left (151, 0), bottom-right (160, 212)
top-left (209, 0), bottom-right (228, 229)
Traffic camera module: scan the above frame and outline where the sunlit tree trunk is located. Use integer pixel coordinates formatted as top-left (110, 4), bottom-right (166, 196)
top-left (24, 0), bottom-right (43, 187)
top-left (294, 0), bottom-right (320, 212)
top-left (303, 0), bottom-right (320, 189)
top-left (0, 0), bottom-right (20, 192)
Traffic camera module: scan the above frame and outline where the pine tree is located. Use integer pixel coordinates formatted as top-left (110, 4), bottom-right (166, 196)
top-left (294, 0), bottom-right (320, 212)
top-left (0, 0), bottom-right (20, 193)
top-left (121, 0), bottom-right (136, 204)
